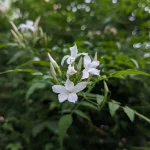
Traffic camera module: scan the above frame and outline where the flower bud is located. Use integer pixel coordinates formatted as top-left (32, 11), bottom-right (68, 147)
top-left (0, 116), bottom-right (4, 122)
top-left (10, 21), bottom-right (23, 40)
top-left (48, 52), bottom-right (62, 76)
top-left (77, 57), bottom-right (82, 71)
top-left (94, 52), bottom-right (97, 61)
top-left (48, 53), bottom-right (58, 67)
top-left (50, 62), bottom-right (59, 84)
top-left (50, 62), bottom-right (56, 78)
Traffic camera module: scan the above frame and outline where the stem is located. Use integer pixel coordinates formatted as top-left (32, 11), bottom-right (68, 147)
top-left (134, 110), bottom-right (150, 123)
top-left (71, 78), bottom-right (100, 114)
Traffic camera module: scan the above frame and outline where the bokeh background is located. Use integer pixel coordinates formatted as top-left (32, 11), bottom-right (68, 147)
top-left (0, 0), bottom-right (150, 150)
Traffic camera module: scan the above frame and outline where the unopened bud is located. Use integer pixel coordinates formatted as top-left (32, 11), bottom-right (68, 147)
top-left (50, 62), bottom-right (56, 78)
top-left (0, 116), bottom-right (4, 122)
top-left (50, 62), bottom-right (59, 84)
top-left (48, 53), bottom-right (59, 67)
top-left (48, 53), bottom-right (62, 76)
top-left (77, 57), bottom-right (82, 71)
top-left (34, 16), bottom-right (41, 31)
top-left (10, 21), bottom-right (23, 40)
top-left (39, 27), bottom-right (44, 37)
top-left (94, 52), bottom-right (97, 61)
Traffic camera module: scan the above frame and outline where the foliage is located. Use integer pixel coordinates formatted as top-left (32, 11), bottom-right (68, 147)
top-left (0, 0), bottom-right (150, 150)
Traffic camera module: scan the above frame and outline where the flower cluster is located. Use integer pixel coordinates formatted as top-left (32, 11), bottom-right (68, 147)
top-left (48, 44), bottom-right (100, 103)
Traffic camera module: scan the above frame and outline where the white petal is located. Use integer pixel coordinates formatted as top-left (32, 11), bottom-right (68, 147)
top-left (66, 57), bottom-right (75, 64)
top-left (68, 93), bottom-right (78, 103)
top-left (61, 55), bottom-right (69, 65)
top-left (64, 79), bottom-right (74, 91)
top-left (90, 61), bottom-right (100, 68)
top-left (74, 82), bottom-right (87, 93)
top-left (67, 65), bottom-right (77, 76)
top-left (82, 69), bottom-right (89, 79)
top-left (28, 26), bottom-right (35, 32)
top-left (70, 45), bottom-right (78, 57)
top-left (88, 68), bottom-right (100, 76)
top-left (84, 55), bottom-right (91, 64)
top-left (18, 24), bottom-right (26, 29)
top-left (58, 92), bottom-right (69, 103)
top-left (52, 85), bottom-right (67, 93)
top-left (26, 20), bottom-right (34, 26)
top-left (77, 53), bottom-right (88, 57)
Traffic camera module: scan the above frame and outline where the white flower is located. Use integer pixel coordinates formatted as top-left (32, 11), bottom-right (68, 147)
top-left (18, 20), bottom-right (35, 32)
top-left (61, 44), bottom-right (87, 65)
top-left (67, 65), bottom-right (77, 77)
top-left (82, 55), bottom-right (100, 79)
top-left (52, 79), bottom-right (87, 103)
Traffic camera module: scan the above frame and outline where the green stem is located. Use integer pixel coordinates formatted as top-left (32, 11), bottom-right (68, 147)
top-left (71, 78), bottom-right (100, 114)
top-left (134, 110), bottom-right (150, 123)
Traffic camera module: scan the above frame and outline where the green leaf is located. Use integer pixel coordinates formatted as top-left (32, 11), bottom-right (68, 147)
top-left (123, 106), bottom-right (135, 122)
top-left (108, 102), bottom-right (120, 116)
top-left (74, 110), bottom-right (91, 122)
top-left (26, 82), bottom-right (46, 100)
top-left (59, 114), bottom-right (73, 147)
top-left (0, 69), bottom-right (42, 75)
top-left (7, 51), bottom-right (27, 64)
top-left (16, 60), bottom-right (49, 68)
top-left (32, 123), bottom-right (46, 137)
top-left (32, 121), bottom-right (58, 137)
top-left (111, 69), bottom-right (150, 77)
top-left (131, 146), bottom-right (150, 150)
top-left (96, 95), bottom-right (103, 105)
top-left (6, 143), bottom-right (22, 150)
top-left (80, 101), bottom-right (98, 110)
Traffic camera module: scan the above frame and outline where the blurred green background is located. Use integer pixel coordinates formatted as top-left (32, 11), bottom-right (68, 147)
top-left (0, 0), bottom-right (150, 150)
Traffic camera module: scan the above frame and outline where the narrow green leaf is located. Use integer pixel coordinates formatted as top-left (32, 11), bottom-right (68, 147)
top-left (123, 106), bottom-right (135, 122)
top-left (0, 69), bottom-right (42, 75)
top-left (80, 101), bottom-right (98, 110)
top-left (7, 51), bottom-right (27, 64)
top-left (96, 95), bottom-right (103, 105)
top-left (26, 82), bottom-right (46, 100)
top-left (74, 110), bottom-right (91, 122)
top-left (108, 102), bottom-right (120, 116)
top-left (130, 146), bottom-right (150, 150)
top-left (111, 69), bottom-right (150, 77)
top-left (59, 114), bottom-right (73, 147)
top-left (16, 60), bottom-right (49, 68)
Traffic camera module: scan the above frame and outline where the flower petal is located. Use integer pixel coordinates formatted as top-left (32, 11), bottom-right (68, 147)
top-left (74, 82), bottom-right (87, 93)
top-left (77, 53), bottom-right (88, 57)
top-left (18, 24), bottom-right (26, 29)
top-left (82, 69), bottom-right (89, 79)
top-left (58, 92), bottom-right (69, 103)
top-left (26, 20), bottom-right (34, 26)
top-left (67, 65), bottom-right (77, 76)
top-left (66, 57), bottom-right (75, 64)
top-left (68, 93), bottom-right (78, 103)
top-left (70, 45), bottom-right (78, 57)
top-left (28, 26), bottom-right (35, 32)
top-left (90, 61), bottom-right (100, 68)
top-left (84, 55), bottom-right (91, 64)
top-left (61, 55), bottom-right (69, 65)
top-left (88, 68), bottom-right (100, 76)
top-left (65, 79), bottom-right (74, 91)
top-left (52, 85), bottom-right (67, 93)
